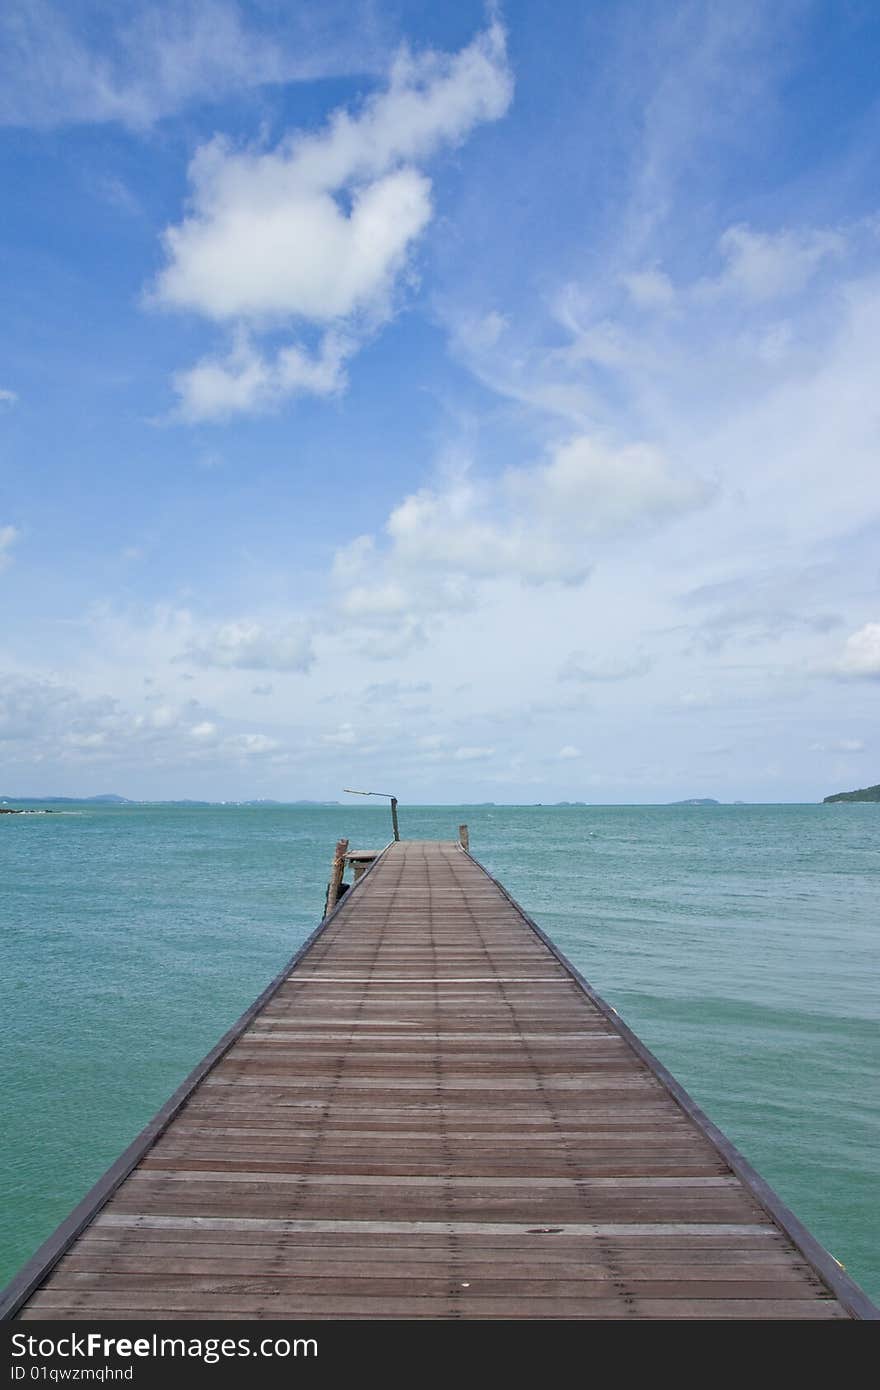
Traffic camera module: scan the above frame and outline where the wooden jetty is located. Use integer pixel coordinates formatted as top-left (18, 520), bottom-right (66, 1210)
top-left (2, 838), bottom-right (876, 1321)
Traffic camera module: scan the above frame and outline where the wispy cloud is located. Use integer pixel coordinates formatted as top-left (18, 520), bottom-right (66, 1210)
top-left (679, 564), bottom-right (844, 654)
top-left (833, 623), bottom-right (880, 680)
top-left (0, 525), bottom-right (19, 572)
top-left (361, 680), bottom-right (432, 704)
top-left (452, 745), bottom-right (495, 762)
top-left (610, 0), bottom-right (801, 263)
top-left (0, 670), bottom-right (287, 772)
top-left (183, 618), bottom-right (314, 673)
top-left (697, 224), bottom-right (845, 303)
top-left (809, 738), bottom-right (865, 753)
top-left (331, 435), bottom-right (708, 658)
top-left (0, 0), bottom-right (383, 130)
top-left (559, 650), bottom-right (652, 683)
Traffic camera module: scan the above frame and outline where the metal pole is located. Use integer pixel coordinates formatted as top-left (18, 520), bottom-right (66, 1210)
top-left (344, 789), bottom-right (401, 842)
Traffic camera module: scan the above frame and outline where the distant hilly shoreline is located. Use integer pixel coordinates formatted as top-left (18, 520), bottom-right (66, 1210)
top-left (0, 795), bottom-right (342, 807)
top-left (823, 783), bottom-right (880, 804)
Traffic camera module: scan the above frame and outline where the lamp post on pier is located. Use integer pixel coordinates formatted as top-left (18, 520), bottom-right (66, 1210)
top-left (344, 788), bottom-right (400, 841)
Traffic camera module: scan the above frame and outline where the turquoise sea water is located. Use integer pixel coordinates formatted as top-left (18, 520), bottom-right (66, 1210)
top-left (1, 802), bottom-right (878, 1302)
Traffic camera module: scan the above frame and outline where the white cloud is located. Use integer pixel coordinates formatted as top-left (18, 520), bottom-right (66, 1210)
top-left (0, 525), bottom-right (19, 571)
top-left (810, 738), bottom-right (865, 753)
top-left (0, 388), bottom-right (17, 405)
top-left (834, 623), bottom-right (880, 679)
top-left (679, 565), bottom-right (845, 654)
top-left (623, 268), bottom-right (676, 310)
top-left (364, 443), bottom-right (701, 589)
top-left (65, 731), bottom-right (108, 748)
top-left (362, 680), bottom-right (431, 704)
top-left (508, 436), bottom-right (710, 538)
top-left (184, 619), bottom-right (314, 672)
top-left (174, 331), bottom-right (351, 421)
top-left (679, 692), bottom-right (714, 709)
top-left (155, 20), bottom-right (512, 419)
top-left (329, 434), bottom-right (708, 660)
top-left (339, 577), bottom-right (418, 619)
top-left (454, 310), bottom-right (509, 351)
top-left (462, 212), bottom-right (880, 569)
top-left (190, 721), bottom-right (219, 740)
top-left (146, 704), bottom-right (180, 730)
top-left (707, 224), bottom-right (845, 302)
top-left (559, 650), bottom-right (652, 683)
top-left (0, 676), bottom-right (84, 743)
top-left (321, 723), bottom-right (357, 746)
top-left (558, 745), bottom-right (582, 760)
top-left (226, 732), bottom-right (279, 755)
top-left (621, 224), bottom-right (844, 318)
top-left (0, 669), bottom-right (290, 781)
top-left (96, 174), bottom-right (141, 217)
top-left (382, 473), bottom-right (550, 580)
top-left (0, 672), bottom-right (181, 757)
top-left (358, 618), bottom-right (429, 661)
top-left (0, 0), bottom-right (381, 130)
top-left (158, 155), bottom-right (432, 326)
top-left (452, 745), bottom-right (495, 761)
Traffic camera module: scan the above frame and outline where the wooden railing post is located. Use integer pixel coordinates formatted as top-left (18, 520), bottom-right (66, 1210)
top-left (458, 824), bottom-right (469, 851)
top-left (324, 837), bottom-right (349, 916)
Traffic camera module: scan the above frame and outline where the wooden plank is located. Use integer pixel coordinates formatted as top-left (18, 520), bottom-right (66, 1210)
top-left (43, 1273), bottom-right (829, 1301)
top-left (92, 1215), bottom-right (779, 1235)
top-left (57, 1251), bottom-right (817, 1276)
top-left (19, 1291), bottom-right (847, 1318)
top-left (128, 1171), bottom-right (741, 1188)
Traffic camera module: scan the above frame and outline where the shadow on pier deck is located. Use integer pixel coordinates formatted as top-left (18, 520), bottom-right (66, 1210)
top-left (3, 839), bottom-right (876, 1320)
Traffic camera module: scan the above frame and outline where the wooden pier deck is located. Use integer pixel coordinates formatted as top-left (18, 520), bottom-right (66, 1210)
top-left (3, 839), bottom-right (876, 1321)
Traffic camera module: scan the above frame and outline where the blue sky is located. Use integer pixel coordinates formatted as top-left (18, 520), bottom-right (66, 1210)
top-left (1, 0), bottom-right (879, 802)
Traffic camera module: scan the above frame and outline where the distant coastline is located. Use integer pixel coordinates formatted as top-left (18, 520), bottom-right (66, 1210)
top-left (0, 795), bottom-right (342, 808)
top-left (5, 792), bottom-right (869, 809)
top-left (823, 783), bottom-right (880, 804)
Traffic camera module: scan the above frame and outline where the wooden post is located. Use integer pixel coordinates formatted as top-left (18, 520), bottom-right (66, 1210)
top-left (324, 837), bottom-right (349, 917)
top-left (458, 824), bottom-right (469, 851)
top-left (390, 797), bottom-right (400, 841)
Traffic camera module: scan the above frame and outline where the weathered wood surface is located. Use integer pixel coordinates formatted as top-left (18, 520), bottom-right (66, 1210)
top-left (13, 841), bottom-right (866, 1319)
top-left (346, 849), bottom-right (378, 883)
top-left (323, 836), bottom-right (349, 916)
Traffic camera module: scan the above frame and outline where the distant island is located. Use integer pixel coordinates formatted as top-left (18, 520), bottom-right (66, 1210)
top-left (823, 783), bottom-right (880, 804)
top-left (0, 794), bottom-right (132, 805)
top-left (0, 794), bottom-right (341, 807)
top-left (670, 798), bottom-right (720, 806)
